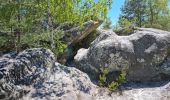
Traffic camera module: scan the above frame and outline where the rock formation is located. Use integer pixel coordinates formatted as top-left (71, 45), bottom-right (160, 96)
top-left (75, 28), bottom-right (170, 81)
top-left (59, 20), bottom-right (103, 45)
top-left (0, 48), bottom-right (170, 100)
top-left (58, 20), bottom-right (102, 64)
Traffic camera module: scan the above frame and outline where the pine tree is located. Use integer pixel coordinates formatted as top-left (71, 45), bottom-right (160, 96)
top-left (121, 0), bottom-right (146, 27)
top-left (117, 0), bottom-right (170, 31)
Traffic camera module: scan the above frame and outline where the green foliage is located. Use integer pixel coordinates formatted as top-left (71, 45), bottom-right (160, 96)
top-left (98, 68), bottom-right (109, 87)
top-left (98, 67), bottom-right (127, 91)
top-left (0, 0), bottom-right (112, 55)
top-left (157, 15), bottom-right (170, 31)
top-left (113, 17), bottom-right (135, 35)
top-left (108, 81), bottom-right (119, 90)
top-left (20, 30), bottom-right (67, 55)
top-left (108, 69), bottom-right (127, 90)
top-left (144, 23), bottom-right (163, 29)
top-left (0, 35), bottom-right (15, 53)
top-left (115, 0), bottom-right (170, 35)
top-left (102, 18), bottom-right (112, 29)
top-left (121, 0), bottom-right (146, 27)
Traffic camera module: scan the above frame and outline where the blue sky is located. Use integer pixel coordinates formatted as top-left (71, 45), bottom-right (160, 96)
top-left (107, 0), bottom-right (125, 25)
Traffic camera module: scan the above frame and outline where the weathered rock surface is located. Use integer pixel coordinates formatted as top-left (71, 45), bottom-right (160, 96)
top-left (74, 28), bottom-right (170, 81)
top-left (0, 48), bottom-right (55, 99)
top-left (57, 20), bottom-right (102, 65)
top-left (0, 48), bottom-right (99, 100)
top-left (111, 81), bottom-right (170, 100)
top-left (0, 48), bottom-right (170, 100)
top-left (0, 48), bottom-right (97, 100)
top-left (60, 20), bottom-right (103, 45)
top-left (22, 62), bottom-right (99, 100)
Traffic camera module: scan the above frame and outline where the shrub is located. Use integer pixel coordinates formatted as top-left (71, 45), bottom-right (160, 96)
top-left (98, 68), bottom-right (109, 87)
top-left (0, 35), bottom-right (16, 53)
top-left (113, 18), bottom-right (136, 36)
top-left (98, 66), bottom-right (128, 91)
top-left (144, 23), bottom-right (163, 29)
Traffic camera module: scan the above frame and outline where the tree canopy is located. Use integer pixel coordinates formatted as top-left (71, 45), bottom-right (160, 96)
top-left (0, 0), bottom-right (112, 54)
top-left (115, 0), bottom-right (170, 33)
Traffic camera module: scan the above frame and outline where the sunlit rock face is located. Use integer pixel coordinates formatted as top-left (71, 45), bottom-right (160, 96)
top-left (0, 48), bottom-right (170, 100)
top-left (0, 48), bottom-right (98, 100)
top-left (74, 28), bottom-right (170, 81)
top-left (0, 48), bottom-right (55, 99)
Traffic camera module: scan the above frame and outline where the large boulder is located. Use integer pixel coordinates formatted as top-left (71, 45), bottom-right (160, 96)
top-left (22, 62), bottom-right (98, 100)
top-left (0, 48), bottom-right (55, 99)
top-left (0, 48), bottom-right (105, 100)
top-left (1, 48), bottom-right (170, 100)
top-left (0, 48), bottom-right (97, 100)
top-left (74, 28), bottom-right (170, 81)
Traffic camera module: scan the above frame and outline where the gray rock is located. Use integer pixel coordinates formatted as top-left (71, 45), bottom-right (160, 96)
top-left (74, 28), bottom-right (170, 81)
top-left (110, 81), bottom-right (170, 100)
top-left (60, 20), bottom-right (103, 45)
top-left (0, 48), bottom-right (55, 99)
top-left (58, 20), bottom-right (102, 64)
top-left (0, 48), bottom-right (98, 100)
top-left (160, 55), bottom-right (170, 76)
top-left (22, 62), bottom-right (98, 100)
top-left (1, 48), bottom-right (170, 100)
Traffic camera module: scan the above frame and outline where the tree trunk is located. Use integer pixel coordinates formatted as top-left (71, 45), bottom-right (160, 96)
top-left (149, 1), bottom-right (154, 25)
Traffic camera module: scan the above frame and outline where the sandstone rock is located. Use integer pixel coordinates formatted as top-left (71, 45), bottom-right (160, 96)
top-left (74, 28), bottom-right (170, 81)
top-left (1, 48), bottom-right (170, 100)
top-left (0, 48), bottom-right (98, 100)
top-left (110, 81), bottom-right (170, 100)
top-left (58, 20), bottom-right (102, 64)
top-left (60, 20), bottom-right (103, 45)
top-left (0, 48), bottom-right (55, 99)
top-left (22, 62), bottom-right (98, 100)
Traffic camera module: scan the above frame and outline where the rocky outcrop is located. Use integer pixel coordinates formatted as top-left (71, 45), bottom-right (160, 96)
top-left (0, 48), bottom-right (170, 100)
top-left (0, 48), bottom-right (97, 100)
top-left (0, 48), bottom-right (103, 100)
top-left (74, 28), bottom-right (170, 81)
top-left (22, 62), bottom-right (98, 100)
top-left (0, 48), bottom-right (55, 99)
top-left (111, 81), bottom-right (170, 100)
top-left (58, 20), bottom-right (102, 64)
top-left (60, 20), bottom-right (103, 45)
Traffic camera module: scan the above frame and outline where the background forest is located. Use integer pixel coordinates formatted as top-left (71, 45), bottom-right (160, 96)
top-left (111, 0), bottom-right (170, 35)
top-left (0, 0), bottom-right (111, 55)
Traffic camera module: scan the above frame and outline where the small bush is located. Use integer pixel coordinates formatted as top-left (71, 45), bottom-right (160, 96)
top-left (108, 81), bottom-right (119, 91)
top-left (113, 18), bottom-right (136, 36)
top-left (98, 66), bottom-right (128, 91)
top-left (98, 68), bottom-right (109, 87)
top-left (0, 35), bottom-right (16, 53)
top-left (113, 27), bottom-right (134, 36)
top-left (144, 23), bottom-right (163, 29)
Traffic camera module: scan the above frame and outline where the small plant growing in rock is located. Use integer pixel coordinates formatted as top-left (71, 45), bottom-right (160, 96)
top-left (98, 68), bottom-right (109, 87)
top-left (98, 66), bottom-right (128, 91)
top-left (108, 81), bottom-right (119, 90)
